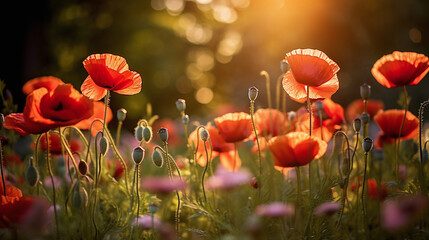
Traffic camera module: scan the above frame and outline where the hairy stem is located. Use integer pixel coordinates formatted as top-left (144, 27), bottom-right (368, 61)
top-left (46, 132), bottom-right (60, 239)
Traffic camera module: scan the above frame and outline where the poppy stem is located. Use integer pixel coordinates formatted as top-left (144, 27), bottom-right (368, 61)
top-left (202, 140), bottom-right (209, 203)
top-left (102, 90), bottom-right (110, 135)
top-left (396, 86), bottom-right (408, 181)
top-left (361, 152), bottom-right (369, 236)
top-left (135, 164), bottom-right (140, 236)
top-left (306, 86), bottom-right (312, 137)
top-left (276, 75), bottom-right (282, 111)
top-left (295, 166), bottom-right (302, 230)
top-left (34, 134), bottom-right (43, 196)
top-left (250, 100), bottom-right (262, 179)
top-left (261, 71), bottom-right (274, 136)
top-left (0, 139), bottom-right (5, 197)
top-left (45, 132), bottom-right (60, 239)
top-left (115, 120), bottom-right (123, 146)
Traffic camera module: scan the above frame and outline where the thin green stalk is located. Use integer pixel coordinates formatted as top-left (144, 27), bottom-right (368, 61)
top-left (46, 132), bottom-right (60, 239)
top-left (361, 152), bottom-right (369, 235)
top-left (135, 165), bottom-right (140, 233)
top-left (34, 134), bottom-right (43, 196)
top-left (396, 86), bottom-right (408, 181)
top-left (276, 75), bottom-right (282, 110)
top-left (102, 90), bottom-right (110, 135)
top-left (162, 142), bottom-right (180, 235)
top-left (295, 166), bottom-right (302, 231)
top-left (202, 142), bottom-right (209, 203)
top-left (250, 100), bottom-right (262, 177)
top-left (261, 71), bottom-right (273, 135)
top-left (116, 120), bottom-right (123, 146)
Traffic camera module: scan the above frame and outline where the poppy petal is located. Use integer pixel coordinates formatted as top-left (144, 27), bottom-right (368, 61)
top-left (113, 71), bottom-right (142, 95)
top-left (81, 76), bottom-right (108, 100)
top-left (22, 76), bottom-right (64, 95)
top-left (308, 75), bottom-right (339, 100)
top-left (3, 113), bottom-right (31, 136)
top-left (219, 150), bottom-right (241, 172)
top-left (282, 70), bottom-right (308, 103)
top-left (83, 54), bottom-right (129, 88)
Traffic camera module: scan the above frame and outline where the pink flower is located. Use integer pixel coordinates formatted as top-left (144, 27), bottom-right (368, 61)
top-left (205, 166), bottom-right (252, 191)
top-left (255, 202), bottom-right (294, 218)
top-left (141, 176), bottom-right (187, 195)
top-left (313, 201), bottom-right (340, 216)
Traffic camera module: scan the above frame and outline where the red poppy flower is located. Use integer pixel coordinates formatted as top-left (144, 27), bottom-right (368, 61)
top-left (254, 108), bottom-right (294, 138)
top-left (214, 112), bottom-right (253, 143)
top-left (367, 179), bottom-right (388, 201)
top-left (282, 49), bottom-right (340, 103)
top-left (374, 110), bottom-right (419, 147)
top-left (81, 53), bottom-right (142, 100)
top-left (345, 99), bottom-right (384, 122)
top-left (37, 133), bottom-right (82, 155)
top-left (296, 98), bottom-right (344, 141)
top-left (4, 84), bottom-right (94, 136)
top-left (372, 51), bottom-right (429, 88)
top-left (74, 101), bottom-right (113, 136)
top-left (189, 123), bottom-right (241, 171)
top-left (267, 132), bottom-right (327, 168)
top-left (22, 76), bottom-right (64, 95)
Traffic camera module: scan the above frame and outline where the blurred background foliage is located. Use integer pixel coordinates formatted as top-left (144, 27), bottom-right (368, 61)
top-left (2, 0), bottom-right (429, 130)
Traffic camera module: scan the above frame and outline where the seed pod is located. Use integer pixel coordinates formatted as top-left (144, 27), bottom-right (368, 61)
top-left (72, 187), bottom-right (88, 209)
top-left (363, 137), bottom-right (373, 153)
top-left (250, 177), bottom-right (258, 189)
top-left (117, 108), bottom-right (127, 122)
top-left (200, 128), bottom-right (209, 142)
top-left (25, 157), bottom-right (39, 187)
top-left (361, 113), bottom-right (370, 125)
top-left (149, 202), bottom-right (160, 214)
top-left (158, 128), bottom-right (168, 142)
top-left (152, 149), bottom-right (164, 168)
top-left (133, 146), bottom-right (145, 165)
top-left (360, 83), bottom-right (371, 100)
top-left (176, 99), bottom-right (186, 113)
top-left (280, 59), bottom-right (289, 73)
top-left (135, 125), bottom-right (144, 142)
top-left (248, 86), bottom-right (259, 101)
top-left (288, 111), bottom-right (296, 121)
top-left (182, 115), bottom-right (189, 125)
top-left (143, 126), bottom-right (153, 142)
top-left (78, 161), bottom-right (88, 175)
top-left (315, 101), bottom-right (324, 112)
top-left (99, 136), bottom-right (109, 156)
top-left (353, 118), bottom-right (361, 132)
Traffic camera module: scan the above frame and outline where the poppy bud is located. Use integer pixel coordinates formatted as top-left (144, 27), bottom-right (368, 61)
top-left (363, 137), bottom-right (373, 153)
top-left (176, 99), bottom-right (186, 113)
top-left (250, 177), bottom-right (258, 189)
top-left (200, 128), bottom-right (209, 142)
top-left (288, 111), bottom-right (296, 121)
top-left (133, 146), bottom-right (145, 165)
top-left (422, 148), bottom-right (428, 165)
top-left (248, 86), bottom-right (259, 101)
top-left (25, 157), bottom-right (39, 187)
top-left (280, 59), bottom-right (289, 73)
top-left (360, 83), bottom-right (371, 100)
top-left (353, 118), bottom-right (361, 132)
top-left (143, 126), bottom-right (153, 142)
top-left (361, 113), bottom-right (370, 125)
top-left (158, 128), bottom-right (168, 142)
top-left (315, 101), bottom-right (324, 112)
top-left (117, 108), bottom-right (127, 122)
top-left (182, 114), bottom-right (189, 125)
top-left (149, 202), bottom-right (160, 214)
top-left (99, 136), bottom-right (109, 156)
top-left (152, 149), bottom-right (164, 168)
top-left (135, 125), bottom-right (144, 141)
top-left (78, 161), bottom-right (88, 175)
top-left (72, 187), bottom-right (88, 210)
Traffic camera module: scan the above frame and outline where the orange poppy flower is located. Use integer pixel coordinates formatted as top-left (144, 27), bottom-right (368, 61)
top-left (214, 112), bottom-right (253, 143)
top-left (81, 53), bottom-right (142, 100)
top-left (0, 184), bottom-right (23, 205)
top-left (267, 132), bottom-right (327, 168)
top-left (374, 109), bottom-right (419, 147)
top-left (22, 76), bottom-right (64, 95)
top-left (282, 49), bottom-right (340, 103)
top-left (296, 98), bottom-right (344, 141)
top-left (74, 101), bottom-right (113, 136)
top-left (254, 108), bottom-right (293, 138)
top-left (4, 84), bottom-right (93, 136)
top-left (371, 51), bottom-right (429, 88)
top-left (189, 123), bottom-right (241, 171)
top-left (345, 99), bottom-right (384, 122)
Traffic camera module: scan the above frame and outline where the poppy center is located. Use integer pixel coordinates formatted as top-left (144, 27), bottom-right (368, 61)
top-left (53, 102), bottom-right (63, 111)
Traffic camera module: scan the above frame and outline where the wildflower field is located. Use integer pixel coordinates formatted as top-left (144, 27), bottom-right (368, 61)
top-left (1, 1), bottom-right (429, 240)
